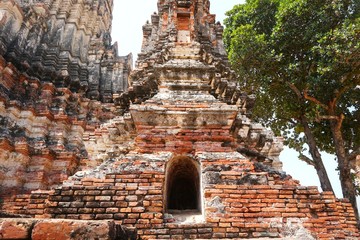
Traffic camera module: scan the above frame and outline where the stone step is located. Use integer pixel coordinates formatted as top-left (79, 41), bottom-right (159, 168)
top-left (0, 219), bottom-right (136, 240)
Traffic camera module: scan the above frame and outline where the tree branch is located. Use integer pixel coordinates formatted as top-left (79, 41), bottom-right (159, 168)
top-left (315, 114), bottom-right (341, 122)
top-left (286, 82), bottom-right (303, 99)
top-left (349, 149), bottom-right (360, 161)
top-left (338, 113), bottom-right (345, 129)
top-left (303, 91), bottom-right (329, 110)
top-left (298, 153), bottom-right (316, 167)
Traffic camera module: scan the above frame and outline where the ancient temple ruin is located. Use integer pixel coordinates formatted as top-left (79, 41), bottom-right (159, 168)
top-left (0, 0), bottom-right (359, 239)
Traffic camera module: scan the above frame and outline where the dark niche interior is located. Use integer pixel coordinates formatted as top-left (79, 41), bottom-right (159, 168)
top-left (166, 157), bottom-right (200, 211)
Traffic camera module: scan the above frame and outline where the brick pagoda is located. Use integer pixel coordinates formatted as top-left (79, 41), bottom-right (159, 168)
top-left (0, 0), bottom-right (359, 239)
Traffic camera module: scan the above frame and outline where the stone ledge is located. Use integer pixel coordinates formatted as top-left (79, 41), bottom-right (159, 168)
top-left (0, 218), bottom-right (136, 240)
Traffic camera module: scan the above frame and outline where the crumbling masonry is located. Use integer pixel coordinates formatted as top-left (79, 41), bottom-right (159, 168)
top-left (0, 0), bottom-right (359, 239)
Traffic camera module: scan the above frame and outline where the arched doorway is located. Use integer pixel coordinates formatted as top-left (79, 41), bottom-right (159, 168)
top-left (165, 156), bottom-right (201, 212)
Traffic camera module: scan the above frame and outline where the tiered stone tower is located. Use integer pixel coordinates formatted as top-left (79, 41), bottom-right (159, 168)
top-left (0, 0), bottom-right (132, 194)
top-left (0, 0), bottom-right (359, 239)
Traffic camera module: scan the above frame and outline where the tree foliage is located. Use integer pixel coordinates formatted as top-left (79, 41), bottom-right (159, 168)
top-left (224, 0), bottom-right (360, 218)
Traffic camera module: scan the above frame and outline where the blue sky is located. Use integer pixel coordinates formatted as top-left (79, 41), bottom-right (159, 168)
top-left (111, 0), bottom-right (347, 202)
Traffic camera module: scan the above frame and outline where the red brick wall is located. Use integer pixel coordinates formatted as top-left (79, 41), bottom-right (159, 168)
top-left (16, 155), bottom-right (358, 239)
top-left (204, 184), bottom-right (358, 239)
top-left (46, 172), bottom-right (165, 225)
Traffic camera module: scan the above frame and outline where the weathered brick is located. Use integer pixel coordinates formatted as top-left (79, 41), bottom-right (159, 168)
top-left (120, 208), bottom-right (132, 213)
top-left (95, 196), bottom-right (111, 201)
top-left (0, 219), bottom-right (35, 239)
top-left (105, 208), bottom-right (119, 213)
top-left (87, 190), bottom-right (101, 196)
top-left (100, 202), bottom-right (115, 208)
top-left (62, 208), bottom-right (78, 214)
top-left (31, 219), bottom-right (115, 240)
top-left (85, 202), bottom-right (100, 208)
top-left (82, 196), bottom-right (95, 201)
top-left (170, 229), bottom-right (183, 234)
top-left (213, 233), bottom-right (226, 238)
top-left (78, 208), bottom-right (93, 214)
top-left (129, 202), bottom-right (139, 207)
top-left (101, 190), bottom-right (116, 195)
top-left (95, 214), bottom-right (113, 220)
top-left (114, 213), bottom-right (126, 220)
top-left (123, 219), bottom-right (137, 224)
top-left (70, 202), bottom-right (84, 208)
top-left (93, 208), bottom-right (106, 214)
top-left (116, 201), bottom-right (128, 208)
top-left (150, 219), bottom-right (163, 224)
top-left (74, 190), bottom-right (86, 196)
top-left (125, 195), bottom-right (138, 202)
top-left (132, 207), bottom-right (145, 213)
